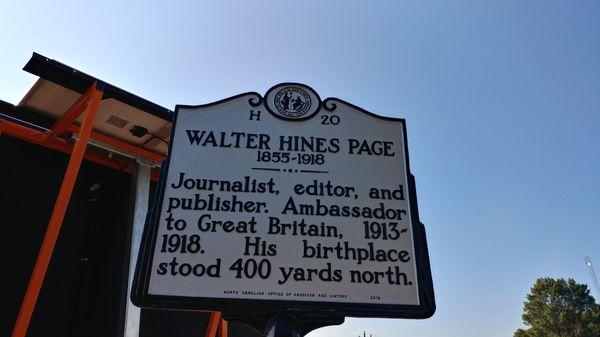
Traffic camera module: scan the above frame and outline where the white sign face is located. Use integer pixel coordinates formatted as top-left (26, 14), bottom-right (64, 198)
top-left (134, 83), bottom-right (434, 317)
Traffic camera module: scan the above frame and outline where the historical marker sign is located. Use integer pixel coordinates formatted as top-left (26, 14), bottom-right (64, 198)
top-left (132, 83), bottom-right (435, 319)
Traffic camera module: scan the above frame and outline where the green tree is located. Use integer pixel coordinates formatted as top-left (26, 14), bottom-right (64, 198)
top-left (514, 277), bottom-right (600, 337)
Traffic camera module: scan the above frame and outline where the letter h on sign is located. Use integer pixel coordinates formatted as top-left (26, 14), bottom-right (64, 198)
top-left (249, 110), bottom-right (261, 121)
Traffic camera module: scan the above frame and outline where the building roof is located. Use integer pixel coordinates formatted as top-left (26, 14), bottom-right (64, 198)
top-left (14, 53), bottom-right (172, 156)
top-left (23, 52), bottom-right (172, 121)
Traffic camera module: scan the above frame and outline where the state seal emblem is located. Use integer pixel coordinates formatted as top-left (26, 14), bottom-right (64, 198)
top-left (264, 83), bottom-right (321, 121)
top-left (274, 87), bottom-right (311, 117)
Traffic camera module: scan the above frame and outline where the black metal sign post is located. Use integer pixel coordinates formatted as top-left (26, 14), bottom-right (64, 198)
top-left (132, 83), bottom-right (435, 335)
top-left (264, 315), bottom-right (302, 337)
top-left (222, 310), bottom-right (345, 337)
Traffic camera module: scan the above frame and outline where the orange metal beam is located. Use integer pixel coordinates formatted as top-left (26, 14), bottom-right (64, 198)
top-left (64, 124), bottom-right (165, 162)
top-left (11, 84), bottom-right (103, 337)
top-left (0, 118), bottom-right (134, 176)
top-left (205, 312), bottom-right (222, 337)
top-left (0, 118), bottom-right (161, 182)
top-left (51, 82), bottom-right (98, 135)
top-left (219, 318), bottom-right (228, 337)
top-left (48, 80), bottom-right (166, 163)
top-left (150, 168), bottom-right (159, 181)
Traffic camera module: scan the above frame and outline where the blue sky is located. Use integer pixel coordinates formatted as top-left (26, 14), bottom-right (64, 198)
top-left (1, 1), bottom-right (599, 336)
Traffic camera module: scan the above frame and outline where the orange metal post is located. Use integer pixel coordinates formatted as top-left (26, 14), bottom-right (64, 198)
top-left (205, 312), bottom-right (222, 337)
top-left (51, 82), bottom-right (98, 135)
top-left (10, 84), bottom-right (103, 337)
top-left (218, 318), bottom-right (228, 337)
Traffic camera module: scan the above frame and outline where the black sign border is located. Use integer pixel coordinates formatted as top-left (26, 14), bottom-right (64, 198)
top-left (131, 84), bottom-right (436, 319)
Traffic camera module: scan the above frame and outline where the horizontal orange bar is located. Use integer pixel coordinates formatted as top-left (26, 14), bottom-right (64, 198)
top-left (63, 124), bottom-right (165, 162)
top-left (0, 118), bottom-right (160, 181)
